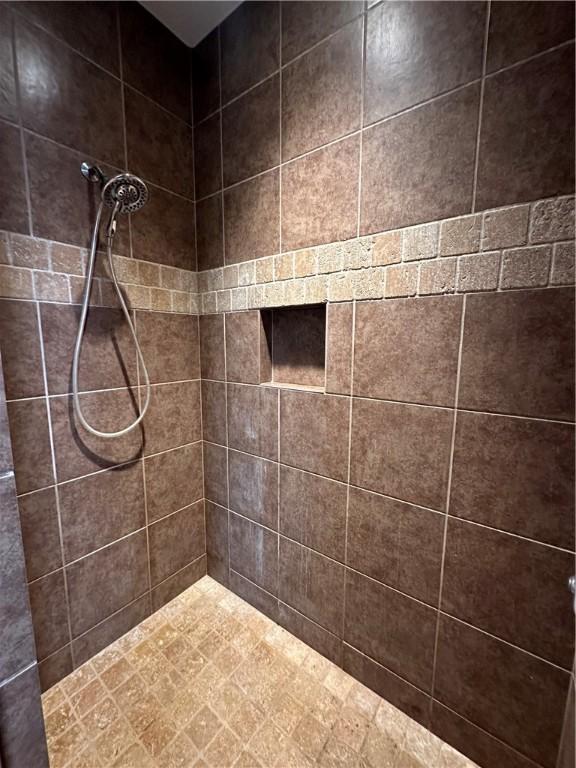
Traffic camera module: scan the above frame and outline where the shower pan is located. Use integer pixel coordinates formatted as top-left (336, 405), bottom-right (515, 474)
top-left (74, 163), bottom-right (151, 438)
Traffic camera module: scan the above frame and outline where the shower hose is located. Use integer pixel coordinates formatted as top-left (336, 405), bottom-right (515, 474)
top-left (71, 200), bottom-right (151, 438)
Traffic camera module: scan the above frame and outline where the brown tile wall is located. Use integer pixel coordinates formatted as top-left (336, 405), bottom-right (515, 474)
top-left (196, 6), bottom-right (574, 768)
top-left (201, 290), bottom-right (575, 768)
top-left (193, 0), bottom-right (574, 271)
top-left (0, 353), bottom-right (49, 767)
top-left (0, 1), bottom-right (206, 697)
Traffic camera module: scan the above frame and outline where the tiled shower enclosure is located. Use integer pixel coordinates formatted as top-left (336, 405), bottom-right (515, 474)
top-left (0, 1), bottom-right (574, 767)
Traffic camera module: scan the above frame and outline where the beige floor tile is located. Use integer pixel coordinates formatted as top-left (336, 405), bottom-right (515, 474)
top-left (42, 576), bottom-right (479, 768)
top-left (203, 725), bottom-right (242, 767)
top-left (187, 705), bottom-right (223, 749)
top-left (292, 713), bottom-right (330, 760)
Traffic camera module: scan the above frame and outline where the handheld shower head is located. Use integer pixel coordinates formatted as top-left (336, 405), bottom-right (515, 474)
top-left (102, 173), bottom-right (148, 214)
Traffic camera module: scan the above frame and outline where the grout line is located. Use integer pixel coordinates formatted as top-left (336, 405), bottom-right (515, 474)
top-left (278, 8), bottom-right (283, 256)
top-left (356, 12), bottom-right (367, 237)
top-left (134, 314), bottom-right (153, 606)
top-left (10, 7), bottom-right (34, 238)
top-left (34, 301), bottom-right (76, 667)
top-left (7, 377), bottom-right (202, 404)
top-left (471, 0), bottom-right (491, 213)
top-left (428, 294), bottom-right (467, 717)
top-left (0, 661), bottom-right (37, 691)
top-left (342, 300), bottom-right (357, 638)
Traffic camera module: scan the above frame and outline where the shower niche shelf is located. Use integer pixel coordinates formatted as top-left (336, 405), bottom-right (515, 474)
top-left (260, 304), bottom-right (326, 391)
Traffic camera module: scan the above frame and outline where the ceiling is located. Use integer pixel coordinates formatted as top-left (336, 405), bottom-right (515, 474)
top-left (141, 1), bottom-right (242, 48)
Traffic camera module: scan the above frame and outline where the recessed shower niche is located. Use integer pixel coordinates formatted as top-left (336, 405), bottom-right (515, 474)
top-left (261, 304), bottom-right (326, 390)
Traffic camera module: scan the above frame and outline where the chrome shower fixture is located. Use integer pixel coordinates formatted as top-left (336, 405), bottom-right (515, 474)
top-left (80, 163), bottom-right (149, 214)
top-left (73, 161), bottom-right (151, 439)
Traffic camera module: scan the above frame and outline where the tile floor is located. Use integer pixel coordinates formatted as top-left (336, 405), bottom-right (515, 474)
top-left (42, 576), bottom-right (478, 768)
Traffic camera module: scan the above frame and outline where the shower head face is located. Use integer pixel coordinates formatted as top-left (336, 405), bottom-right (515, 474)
top-left (102, 173), bottom-right (148, 214)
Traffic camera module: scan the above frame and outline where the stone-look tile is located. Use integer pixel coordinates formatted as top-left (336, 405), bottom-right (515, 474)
top-left (223, 75), bottom-right (280, 186)
top-left (269, 305), bottom-right (325, 388)
top-left (280, 390), bottom-right (349, 482)
top-left (193, 28), bottom-right (219, 123)
top-left (18, 487), bottom-right (61, 582)
top-left (500, 245), bottom-right (552, 289)
top-left (280, 603), bottom-right (342, 667)
top-left (49, 389), bottom-right (143, 483)
top-left (40, 304), bottom-right (138, 396)
top-left (385, 264), bottom-right (418, 298)
top-left (225, 170), bottom-right (280, 265)
top-left (434, 616), bottom-right (570, 767)
top-left (229, 513), bottom-right (278, 595)
top-left (142, 381), bottom-right (202, 456)
top-left (354, 296), bottom-right (462, 407)
top-left (451, 411), bottom-right (574, 550)
top-left (364, 1), bottom-right (485, 125)
top-left (194, 112), bottom-right (222, 199)
top-left (531, 197), bottom-right (575, 244)
top-left (402, 223), bottom-right (438, 262)
top-left (419, 259), bottom-right (457, 296)
top-left (0, 265), bottom-right (35, 300)
top-left (282, 135), bottom-right (360, 252)
top-left (345, 570), bottom-right (437, 691)
top-left (206, 501), bottom-right (229, 585)
top-left (279, 466), bottom-right (346, 562)
top-left (16, 17), bottom-right (124, 166)
top-left (203, 441), bottom-right (228, 507)
top-left (0, 474), bottom-right (36, 678)
top-left (227, 383), bottom-right (278, 461)
top-left (200, 314), bottom-right (225, 381)
top-left (73, 597), bottom-right (149, 663)
top-left (439, 215), bottom-right (481, 257)
top-left (347, 487), bottom-right (444, 606)
top-left (25, 134), bottom-right (127, 253)
top-left (28, 569), bottom-right (69, 660)
top-left (476, 45), bottom-right (575, 210)
top-left (145, 443), bottom-right (203, 523)
top-left (125, 87), bottom-right (193, 199)
top-left (279, 537), bottom-right (345, 636)
top-left (0, 299), bottom-right (44, 399)
top-left (325, 302), bottom-right (353, 395)
top-left (361, 85), bottom-right (479, 234)
top-left (350, 399), bottom-right (453, 510)
top-left (482, 205), bottom-right (529, 250)
top-left (372, 231), bottom-right (402, 266)
top-left (229, 450), bottom-right (278, 529)
top-left (39, 645), bottom-right (73, 692)
top-left (0, 665), bottom-right (49, 768)
top-left (220, 1), bottom-right (280, 103)
top-left (442, 519), bottom-right (574, 668)
top-left (0, 362), bottom-right (9, 473)
top-left (149, 501), bottom-right (205, 587)
top-left (551, 241), bottom-right (576, 285)
top-left (119, 1), bottom-right (190, 121)
top-left (34, 271), bottom-right (69, 303)
top-left (0, 5), bottom-right (17, 122)
top-left (282, 20), bottom-right (362, 160)
top-left (225, 311), bottom-right (264, 384)
top-left (7, 398), bottom-right (53, 494)
top-left (0, 120), bottom-right (29, 235)
top-left (197, 195), bottom-right (224, 272)
top-left (431, 702), bottom-right (541, 768)
top-left (16, 0), bottom-right (120, 74)
top-left (457, 251), bottom-right (500, 293)
top-left (66, 530), bottom-right (148, 636)
top-left (458, 289), bottom-right (575, 420)
top-left (59, 460), bottom-right (145, 563)
top-left (131, 184), bottom-right (195, 271)
top-left (281, 1), bottom-right (362, 62)
top-left (487, 0), bottom-right (575, 72)
top-left (202, 380), bottom-right (227, 446)
top-left (136, 312), bottom-right (199, 385)
top-left (343, 646), bottom-right (431, 726)
top-left (151, 556), bottom-right (206, 611)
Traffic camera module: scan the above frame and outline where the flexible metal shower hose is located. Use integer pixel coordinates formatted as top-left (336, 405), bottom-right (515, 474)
top-left (71, 200), bottom-right (151, 438)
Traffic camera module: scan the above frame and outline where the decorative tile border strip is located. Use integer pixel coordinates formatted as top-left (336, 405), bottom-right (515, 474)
top-left (0, 232), bottom-right (200, 314)
top-left (199, 195), bottom-right (575, 314)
